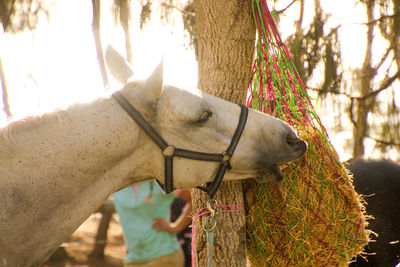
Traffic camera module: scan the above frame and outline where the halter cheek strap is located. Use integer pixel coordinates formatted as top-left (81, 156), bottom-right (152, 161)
top-left (112, 91), bottom-right (248, 198)
top-left (196, 104), bottom-right (248, 197)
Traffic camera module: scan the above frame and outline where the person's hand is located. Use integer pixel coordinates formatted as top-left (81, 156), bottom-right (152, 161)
top-left (152, 217), bottom-right (175, 234)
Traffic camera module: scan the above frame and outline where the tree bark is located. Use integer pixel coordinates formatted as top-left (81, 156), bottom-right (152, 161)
top-left (0, 57), bottom-right (12, 119)
top-left (91, 0), bottom-right (109, 89)
top-left (191, 1), bottom-right (255, 266)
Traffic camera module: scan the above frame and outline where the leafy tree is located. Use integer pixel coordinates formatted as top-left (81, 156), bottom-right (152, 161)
top-left (0, 0), bottom-right (48, 33)
top-left (0, 0), bottom-right (48, 119)
top-left (273, 0), bottom-right (400, 159)
top-left (353, 0), bottom-right (400, 158)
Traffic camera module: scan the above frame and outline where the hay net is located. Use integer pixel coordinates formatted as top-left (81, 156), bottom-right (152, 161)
top-left (245, 1), bottom-right (370, 266)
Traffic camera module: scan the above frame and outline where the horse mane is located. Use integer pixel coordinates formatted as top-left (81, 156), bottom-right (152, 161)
top-left (0, 96), bottom-right (108, 155)
top-left (0, 111), bottom-right (66, 154)
top-left (0, 119), bottom-right (21, 153)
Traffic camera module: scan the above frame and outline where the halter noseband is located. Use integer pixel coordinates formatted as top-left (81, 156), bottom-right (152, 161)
top-left (112, 91), bottom-right (248, 198)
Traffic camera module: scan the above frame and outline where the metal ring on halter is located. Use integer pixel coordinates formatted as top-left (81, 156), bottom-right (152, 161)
top-left (162, 145), bottom-right (175, 157)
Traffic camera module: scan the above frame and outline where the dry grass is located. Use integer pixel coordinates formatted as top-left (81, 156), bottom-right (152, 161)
top-left (246, 125), bottom-right (371, 267)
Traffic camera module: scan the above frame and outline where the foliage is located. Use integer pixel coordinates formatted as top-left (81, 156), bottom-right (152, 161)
top-left (370, 0), bottom-right (400, 156)
top-left (139, 1), bottom-right (151, 29)
top-left (3, 0), bottom-right (398, 158)
top-left (274, 0), bottom-right (399, 159)
top-left (0, 0), bottom-right (49, 33)
top-left (165, 0), bottom-right (400, 159)
top-left (285, 0), bottom-right (342, 95)
top-left (181, 2), bottom-right (196, 56)
top-left (0, 0), bottom-right (49, 120)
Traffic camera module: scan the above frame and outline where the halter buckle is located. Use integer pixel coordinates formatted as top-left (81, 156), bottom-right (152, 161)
top-left (222, 152), bottom-right (231, 162)
top-left (162, 145), bottom-right (175, 157)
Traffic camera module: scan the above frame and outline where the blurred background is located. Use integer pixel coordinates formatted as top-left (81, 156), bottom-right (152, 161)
top-left (1, 0), bottom-right (399, 265)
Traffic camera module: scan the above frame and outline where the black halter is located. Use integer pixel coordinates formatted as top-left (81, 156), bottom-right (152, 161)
top-left (112, 91), bottom-right (248, 198)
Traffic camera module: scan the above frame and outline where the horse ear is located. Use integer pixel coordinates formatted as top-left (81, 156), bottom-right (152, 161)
top-left (142, 58), bottom-right (164, 102)
top-left (105, 45), bottom-right (134, 83)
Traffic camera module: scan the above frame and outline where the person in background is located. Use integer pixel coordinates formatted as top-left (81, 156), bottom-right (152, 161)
top-left (113, 181), bottom-right (192, 267)
top-left (169, 195), bottom-right (193, 267)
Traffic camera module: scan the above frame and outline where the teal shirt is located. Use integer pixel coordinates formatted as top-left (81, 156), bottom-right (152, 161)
top-left (113, 182), bottom-right (180, 262)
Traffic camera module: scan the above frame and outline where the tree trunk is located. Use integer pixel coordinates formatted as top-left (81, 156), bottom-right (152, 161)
top-left (353, 0), bottom-right (375, 157)
top-left (191, 1), bottom-right (255, 266)
top-left (393, 0), bottom-right (400, 68)
top-left (90, 200), bottom-right (115, 258)
top-left (0, 57), bottom-right (12, 119)
top-left (292, 0), bottom-right (305, 81)
top-left (91, 0), bottom-right (109, 89)
top-left (119, 0), bottom-right (133, 65)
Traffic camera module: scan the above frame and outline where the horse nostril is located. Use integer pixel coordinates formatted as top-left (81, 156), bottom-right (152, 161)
top-left (286, 133), bottom-right (307, 152)
top-left (286, 133), bottom-right (300, 146)
top-left (287, 138), bottom-right (299, 146)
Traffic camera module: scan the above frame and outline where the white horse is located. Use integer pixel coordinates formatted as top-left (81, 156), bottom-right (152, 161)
top-left (0, 47), bottom-right (307, 267)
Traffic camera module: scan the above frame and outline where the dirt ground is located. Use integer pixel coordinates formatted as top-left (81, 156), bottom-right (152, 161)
top-left (43, 213), bottom-right (126, 267)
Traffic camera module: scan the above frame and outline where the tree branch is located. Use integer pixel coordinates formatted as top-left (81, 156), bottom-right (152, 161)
top-left (307, 69), bottom-right (400, 100)
top-left (358, 12), bottom-right (399, 26)
top-left (364, 69), bottom-right (400, 100)
top-left (373, 46), bottom-right (392, 72)
top-left (91, 0), bottom-right (109, 89)
top-left (0, 57), bottom-right (12, 119)
top-left (160, 2), bottom-right (194, 17)
top-left (366, 134), bottom-right (400, 147)
top-left (274, 0), bottom-right (297, 15)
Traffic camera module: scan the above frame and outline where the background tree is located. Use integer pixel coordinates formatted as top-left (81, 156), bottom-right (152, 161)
top-left (0, 58), bottom-right (11, 119)
top-left (182, 0), bottom-right (399, 264)
top-left (92, 0), bottom-right (109, 89)
top-left (101, 0), bottom-right (400, 162)
top-left (3, 0), bottom-right (399, 263)
top-left (0, 0), bottom-right (48, 119)
top-left (121, 0), bottom-right (399, 264)
top-left (113, 0), bottom-right (133, 64)
top-left (190, 1), bottom-right (255, 266)
top-left (350, 0), bottom-right (400, 157)
top-left (270, 0), bottom-right (400, 160)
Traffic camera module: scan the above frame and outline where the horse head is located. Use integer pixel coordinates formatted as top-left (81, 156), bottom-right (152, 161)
top-left (106, 46), bottom-right (307, 191)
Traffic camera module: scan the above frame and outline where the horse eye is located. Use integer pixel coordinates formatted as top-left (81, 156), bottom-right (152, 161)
top-left (198, 111), bottom-right (212, 123)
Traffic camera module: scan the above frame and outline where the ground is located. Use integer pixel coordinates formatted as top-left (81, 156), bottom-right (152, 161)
top-left (43, 213), bottom-right (125, 267)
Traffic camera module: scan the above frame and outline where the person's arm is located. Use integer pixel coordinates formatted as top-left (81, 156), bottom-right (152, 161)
top-left (152, 190), bottom-right (192, 234)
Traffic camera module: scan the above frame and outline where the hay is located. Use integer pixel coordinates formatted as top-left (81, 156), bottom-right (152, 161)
top-left (245, 2), bottom-right (371, 265)
top-left (245, 125), bottom-right (371, 266)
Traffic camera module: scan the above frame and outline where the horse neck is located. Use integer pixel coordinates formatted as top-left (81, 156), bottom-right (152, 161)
top-left (0, 96), bottom-right (155, 266)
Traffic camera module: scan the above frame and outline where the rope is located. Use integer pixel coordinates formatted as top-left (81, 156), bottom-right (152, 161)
top-left (204, 216), bottom-right (216, 267)
top-left (191, 204), bottom-right (246, 267)
top-left (245, 0), bottom-right (369, 266)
